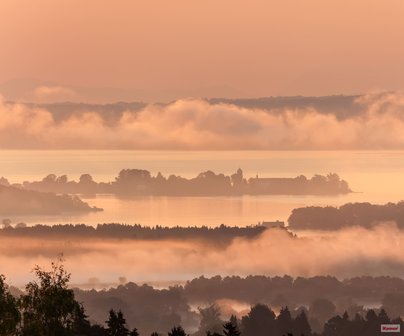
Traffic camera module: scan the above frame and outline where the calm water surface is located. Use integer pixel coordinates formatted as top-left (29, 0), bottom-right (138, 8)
top-left (1, 150), bottom-right (404, 226)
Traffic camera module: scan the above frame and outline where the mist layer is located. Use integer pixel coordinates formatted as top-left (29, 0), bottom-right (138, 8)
top-left (2, 223), bottom-right (404, 286)
top-left (1, 92), bottom-right (404, 149)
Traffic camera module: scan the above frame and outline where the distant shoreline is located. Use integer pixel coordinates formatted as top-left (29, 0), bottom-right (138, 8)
top-left (2, 168), bottom-right (351, 197)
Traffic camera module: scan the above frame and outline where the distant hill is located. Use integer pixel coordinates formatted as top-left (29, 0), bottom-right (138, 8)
top-left (209, 95), bottom-right (362, 120)
top-left (0, 78), bottom-right (244, 103)
top-left (3, 94), bottom-right (364, 122)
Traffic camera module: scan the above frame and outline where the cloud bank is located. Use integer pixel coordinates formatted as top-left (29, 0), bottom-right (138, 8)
top-left (1, 92), bottom-right (404, 149)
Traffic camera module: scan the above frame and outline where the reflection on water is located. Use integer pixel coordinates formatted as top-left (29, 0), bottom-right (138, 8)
top-left (11, 195), bottom-right (306, 227)
top-left (1, 150), bottom-right (404, 226)
top-left (8, 191), bottom-right (400, 227)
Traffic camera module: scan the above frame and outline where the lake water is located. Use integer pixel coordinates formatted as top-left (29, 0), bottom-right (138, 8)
top-left (1, 150), bottom-right (404, 227)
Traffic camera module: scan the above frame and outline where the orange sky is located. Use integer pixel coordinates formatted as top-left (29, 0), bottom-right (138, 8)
top-left (1, 0), bottom-right (404, 99)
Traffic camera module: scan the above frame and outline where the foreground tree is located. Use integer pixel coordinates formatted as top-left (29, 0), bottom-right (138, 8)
top-left (168, 325), bottom-right (188, 336)
top-left (241, 304), bottom-right (276, 336)
top-left (130, 327), bottom-right (140, 336)
top-left (19, 257), bottom-right (85, 336)
top-left (293, 310), bottom-right (311, 336)
top-left (106, 309), bottom-right (129, 336)
top-left (276, 307), bottom-right (293, 335)
top-left (222, 315), bottom-right (240, 336)
top-left (197, 304), bottom-right (223, 336)
top-left (223, 321), bottom-right (240, 336)
top-left (0, 275), bottom-right (20, 336)
top-left (71, 304), bottom-right (93, 336)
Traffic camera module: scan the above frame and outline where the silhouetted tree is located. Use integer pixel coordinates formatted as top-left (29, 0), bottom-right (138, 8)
top-left (223, 319), bottom-right (241, 336)
top-left (206, 332), bottom-right (222, 336)
top-left (79, 174), bottom-right (94, 184)
top-left (129, 327), bottom-right (140, 336)
top-left (71, 303), bottom-right (92, 336)
top-left (87, 324), bottom-right (106, 336)
top-left (22, 168), bottom-right (349, 197)
top-left (378, 308), bottom-right (390, 324)
top-left (19, 258), bottom-right (83, 336)
top-left (168, 325), bottom-right (188, 336)
top-left (241, 304), bottom-right (276, 336)
top-left (322, 309), bottom-right (401, 336)
top-left (0, 275), bottom-right (20, 336)
top-left (56, 175), bottom-right (68, 184)
top-left (277, 307), bottom-right (293, 335)
top-left (323, 315), bottom-right (344, 336)
top-left (293, 310), bottom-right (311, 336)
top-left (105, 309), bottom-right (129, 336)
top-left (197, 304), bottom-right (222, 335)
top-left (363, 308), bottom-right (379, 334)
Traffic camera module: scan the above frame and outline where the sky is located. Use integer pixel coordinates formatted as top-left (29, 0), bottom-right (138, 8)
top-left (1, 0), bottom-right (404, 101)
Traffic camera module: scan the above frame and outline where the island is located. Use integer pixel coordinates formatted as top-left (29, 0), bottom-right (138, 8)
top-left (3, 169), bottom-right (351, 197)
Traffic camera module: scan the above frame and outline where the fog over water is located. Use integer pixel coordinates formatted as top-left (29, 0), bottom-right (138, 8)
top-left (2, 223), bottom-right (404, 287)
top-left (2, 3), bottom-right (404, 331)
top-left (2, 150), bottom-right (404, 286)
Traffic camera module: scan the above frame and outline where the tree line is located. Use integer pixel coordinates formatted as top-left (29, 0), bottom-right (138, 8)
top-left (0, 223), bottom-right (267, 245)
top-left (74, 275), bottom-right (404, 334)
top-left (288, 201), bottom-right (404, 230)
top-left (1, 262), bottom-right (403, 335)
top-left (2, 169), bottom-right (351, 196)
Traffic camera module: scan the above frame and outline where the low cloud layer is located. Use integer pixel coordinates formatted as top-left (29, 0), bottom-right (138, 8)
top-left (1, 92), bottom-right (404, 149)
top-left (2, 223), bottom-right (404, 286)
